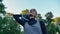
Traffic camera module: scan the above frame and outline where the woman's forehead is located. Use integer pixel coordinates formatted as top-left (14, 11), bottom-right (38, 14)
top-left (30, 11), bottom-right (36, 13)
top-left (30, 9), bottom-right (36, 12)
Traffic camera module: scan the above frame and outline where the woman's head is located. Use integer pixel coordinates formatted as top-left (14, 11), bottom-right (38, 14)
top-left (29, 9), bottom-right (37, 18)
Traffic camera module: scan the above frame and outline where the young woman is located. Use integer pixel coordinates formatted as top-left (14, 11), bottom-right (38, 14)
top-left (13, 9), bottom-right (47, 34)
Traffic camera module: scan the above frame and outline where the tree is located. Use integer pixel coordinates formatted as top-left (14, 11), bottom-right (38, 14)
top-left (0, 0), bottom-right (6, 15)
top-left (54, 17), bottom-right (60, 34)
top-left (20, 9), bottom-right (29, 15)
top-left (54, 17), bottom-right (60, 24)
top-left (45, 12), bottom-right (53, 25)
top-left (45, 12), bottom-right (60, 34)
top-left (37, 14), bottom-right (47, 23)
top-left (0, 0), bottom-right (22, 34)
top-left (36, 14), bottom-right (42, 20)
top-left (0, 0), bottom-right (6, 34)
top-left (0, 0), bottom-right (2, 2)
top-left (46, 21), bottom-right (59, 34)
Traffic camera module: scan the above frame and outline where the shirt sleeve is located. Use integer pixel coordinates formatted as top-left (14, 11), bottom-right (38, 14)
top-left (13, 15), bottom-right (26, 26)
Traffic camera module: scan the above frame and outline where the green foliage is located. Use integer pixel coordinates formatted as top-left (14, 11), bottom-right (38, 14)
top-left (0, 0), bottom-right (22, 34)
top-left (46, 23), bottom-right (57, 34)
top-left (36, 14), bottom-right (42, 20)
top-left (21, 9), bottom-right (29, 15)
top-left (0, 0), bottom-right (2, 2)
top-left (45, 12), bottom-right (53, 23)
top-left (0, 1), bottom-right (6, 15)
top-left (0, 16), bottom-right (22, 34)
top-left (45, 12), bottom-right (53, 19)
top-left (45, 12), bottom-right (54, 26)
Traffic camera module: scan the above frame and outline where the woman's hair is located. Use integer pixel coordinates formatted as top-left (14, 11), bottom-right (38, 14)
top-left (30, 9), bottom-right (37, 15)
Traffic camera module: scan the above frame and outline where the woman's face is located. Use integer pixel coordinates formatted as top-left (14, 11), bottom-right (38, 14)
top-left (29, 10), bottom-right (37, 17)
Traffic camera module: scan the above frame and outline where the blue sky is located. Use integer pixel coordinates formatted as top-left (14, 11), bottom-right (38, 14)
top-left (3, 0), bottom-right (60, 18)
